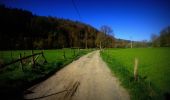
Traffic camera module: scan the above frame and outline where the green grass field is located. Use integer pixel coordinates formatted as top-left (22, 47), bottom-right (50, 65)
top-left (0, 49), bottom-right (87, 63)
top-left (0, 49), bottom-right (92, 96)
top-left (101, 48), bottom-right (170, 100)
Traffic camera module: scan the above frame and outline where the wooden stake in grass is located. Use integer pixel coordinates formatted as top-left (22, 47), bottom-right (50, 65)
top-left (32, 50), bottom-right (35, 68)
top-left (73, 49), bottom-right (75, 57)
top-left (63, 50), bottom-right (66, 59)
top-left (78, 48), bottom-right (80, 54)
top-left (134, 58), bottom-right (138, 81)
top-left (19, 53), bottom-right (23, 71)
top-left (10, 50), bottom-right (13, 61)
top-left (42, 50), bottom-right (47, 63)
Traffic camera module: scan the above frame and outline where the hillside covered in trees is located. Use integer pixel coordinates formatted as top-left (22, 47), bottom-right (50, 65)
top-left (0, 5), bottom-right (115, 50)
top-left (151, 26), bottom-right (170, 47)
top-left (0, 5), bottom-right (170, 50)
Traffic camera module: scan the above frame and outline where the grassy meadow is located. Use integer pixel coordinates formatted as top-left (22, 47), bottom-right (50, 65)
top-left (101, 48), bottom-right (170, 100)
top-left (0, 49), bottom-right (92, 98)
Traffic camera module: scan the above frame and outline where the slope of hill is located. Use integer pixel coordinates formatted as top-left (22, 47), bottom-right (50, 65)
top-left (0, 5), bottom-right (115, 50)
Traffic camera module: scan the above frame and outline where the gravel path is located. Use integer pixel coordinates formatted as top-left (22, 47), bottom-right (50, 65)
top-left (24, 50), bottom-right (130, 100)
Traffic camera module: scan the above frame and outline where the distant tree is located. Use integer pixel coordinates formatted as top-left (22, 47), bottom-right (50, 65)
top-left (118, 40), bottom-right (126, 48)
top-left (33, 39), bottom-right (43, 49)
top-left (100, 25), bottom-right (113, 36)
top-left (95, 32), bottom-right (104, 49)
top-left (160, 26), bottom-right (170, 47)
top-left (141, 40), bottom-right (148, 47)
top-left (85, 27), bottom-right (90, 48)
top-left (106, 35), bottom-right (115, 48)
top-left (100, 25), bottom-right (114, 48)
top-left (0, 5), bottom-right (116, 50)
top-left (151, 33), bottom-right (160, 47)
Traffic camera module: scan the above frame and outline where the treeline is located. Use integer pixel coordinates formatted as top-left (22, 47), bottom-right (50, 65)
top-left (1, 5), bottom-right (169, 50)
top-left (0, 5), bottom-right (115, 50)
top-left (151, 26), bottom-right (170, 47)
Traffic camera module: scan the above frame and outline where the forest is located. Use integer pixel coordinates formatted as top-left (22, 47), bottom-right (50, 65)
top-left (0, 5), bottom-right (170, 50)
top-left (0, 5), bottom-right (115, 50)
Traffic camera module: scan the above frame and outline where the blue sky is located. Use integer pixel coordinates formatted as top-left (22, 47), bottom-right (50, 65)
top-left (0, 0), bottom-right (170, 41)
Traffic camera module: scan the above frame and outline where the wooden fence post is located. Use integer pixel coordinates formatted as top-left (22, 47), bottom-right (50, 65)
top-left (32, 50), bottom-right (35, 68)
top-left (63, 50), bottom-right (66, 59)
top-left (78, 48), bottom-right (80, 53)
top-left (73, 49), bottom-right (75, 57)
top-left (10, 50), bottom-right (13, 61)
top-left (24, 52), bottom-right (26, 57)
top-left (19, 53), bottom-right (23, 71)
top-left (134, 58), bottom-right (139, 81)
top-left (0, 52), bottom-right (43, 70)
top-left (42, 50), bottom-right (47, 63)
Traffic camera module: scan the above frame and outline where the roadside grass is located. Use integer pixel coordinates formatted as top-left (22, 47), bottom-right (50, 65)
top-left (0, 49), bottom-right (92, 99)
top-left (101, 48), bottom-right (170, 100)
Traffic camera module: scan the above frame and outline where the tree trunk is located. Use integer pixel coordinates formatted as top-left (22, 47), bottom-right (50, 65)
top-left (100, 41), bottom-right (102, 50)
top-left (85, 40), bottom-right (87, 49)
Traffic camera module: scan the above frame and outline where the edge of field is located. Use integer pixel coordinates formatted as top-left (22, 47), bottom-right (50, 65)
top-left (0, 49), bottom-right (93, 100)
top-left (100, 49), bottom-right (158, 100)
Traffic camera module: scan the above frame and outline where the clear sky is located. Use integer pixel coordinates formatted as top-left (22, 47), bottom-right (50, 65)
top-left (0, 0), bottom-right (170, 41)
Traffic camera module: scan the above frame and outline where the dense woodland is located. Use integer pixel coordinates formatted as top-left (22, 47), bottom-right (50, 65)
top-left (0, 5), bottom-right (170, 50)
top-left (151, 26), bottom-right (170, 47)
top-left (0, 5), bottom-right (115, 50)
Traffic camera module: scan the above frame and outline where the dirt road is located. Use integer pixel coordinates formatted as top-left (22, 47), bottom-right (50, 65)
top-left (24, 50), bottom-right (130, 100)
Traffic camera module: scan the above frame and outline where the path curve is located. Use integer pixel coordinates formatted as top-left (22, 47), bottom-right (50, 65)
top-left (24, 50), bottom-right (130, 100)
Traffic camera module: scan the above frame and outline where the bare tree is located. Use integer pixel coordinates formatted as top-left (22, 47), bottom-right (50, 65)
top-left (100, 25), bottom-right (113, 36)
top-left (100, 25), bottom-right (113, 48)
top-left (95, 32), bottom-right (104, 49)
